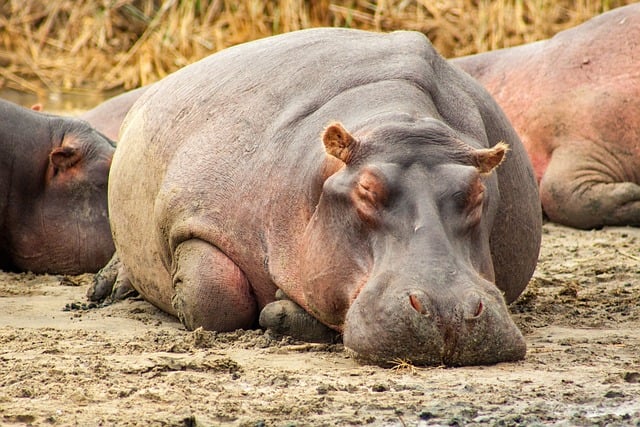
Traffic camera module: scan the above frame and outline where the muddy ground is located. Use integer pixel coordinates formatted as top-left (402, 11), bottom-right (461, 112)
top-left (0, 222), bottom-right (639, 426)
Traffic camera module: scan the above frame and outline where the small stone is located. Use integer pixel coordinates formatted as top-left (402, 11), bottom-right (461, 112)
top-left (419, 411), bottom-right (435, 420)
top-left (371, 384), bottom-right (387, 392)
top-left (604, 390), bottom-right (625, 398)
top-left (623, 372), bottom-right (640, 383)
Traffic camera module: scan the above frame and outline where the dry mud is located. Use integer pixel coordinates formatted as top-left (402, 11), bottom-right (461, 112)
top-left (0, 222), bottom-right (639, 426)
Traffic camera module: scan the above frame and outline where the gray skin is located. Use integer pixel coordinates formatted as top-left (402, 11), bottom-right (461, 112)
top-left (0, 98), bottom-right (115, 274)
top-left (99, 28), bottom-right (541, 366)
top-left (451, 4), bottom-right (640, 229)
top-left (79, 86), bottom-right (149, 142)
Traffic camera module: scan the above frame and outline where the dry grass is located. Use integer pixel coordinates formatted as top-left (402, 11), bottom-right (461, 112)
top-left (0, 0), bottom-right (635, 95)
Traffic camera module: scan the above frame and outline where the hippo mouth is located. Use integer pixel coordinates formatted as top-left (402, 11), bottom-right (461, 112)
top-left (342, 287), bottom-right (526, 367)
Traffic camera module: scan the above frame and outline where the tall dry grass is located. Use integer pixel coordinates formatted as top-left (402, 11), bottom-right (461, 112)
top-left (0, 0), bottom-right (635, 95)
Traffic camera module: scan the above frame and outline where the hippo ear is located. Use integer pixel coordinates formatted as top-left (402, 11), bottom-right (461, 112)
top-left (50, 145), bottom-right (82, 176)
top-left (322, 122), bottom-right (359, 164)
top-left (473, 142), bottom-right (509, 174)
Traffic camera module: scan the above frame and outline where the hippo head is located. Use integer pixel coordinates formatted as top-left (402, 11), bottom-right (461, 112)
top-left (300, 118), bottom-right (525, 366)
top-left (6, 117), bottom-right (115, 274)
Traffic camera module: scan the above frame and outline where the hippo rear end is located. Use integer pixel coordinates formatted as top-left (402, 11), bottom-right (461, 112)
top-left (105, 28), bottom-right (541, 366)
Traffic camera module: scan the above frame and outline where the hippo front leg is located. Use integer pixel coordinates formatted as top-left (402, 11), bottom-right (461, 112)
top-left (540, 143), bottom-right (640, 229)
top-left (259, 290), bottom-right (341, 343)
top-left (87, 253), bottom-right (137, 302)
top-left (171, 239), bottom-right (257, 331)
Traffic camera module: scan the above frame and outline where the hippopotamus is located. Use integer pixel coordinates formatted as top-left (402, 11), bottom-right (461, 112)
top-left (79, 86), bottom-right (148, 142)
top-left (0, 98), bottom-right (115, 274)
top-left (451, 4), bottom-right (640, 229)
top-left (97, 28), bottom-right (541, 366)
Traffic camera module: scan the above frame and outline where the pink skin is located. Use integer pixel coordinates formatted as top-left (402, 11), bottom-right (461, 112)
top-left (451, 4), bottom-right (640, 229)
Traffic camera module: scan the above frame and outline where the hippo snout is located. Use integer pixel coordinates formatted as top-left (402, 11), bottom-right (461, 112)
top-left (342, 283), bottom-right (526, 366)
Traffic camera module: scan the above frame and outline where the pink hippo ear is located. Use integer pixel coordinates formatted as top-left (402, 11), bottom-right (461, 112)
top-left (322, 122), bottom-right (359, 164)
top-left (30, 103), bottom-right (43, 112)
top-left (473, 142), bottom-right (509, 174)
top-left (49, 144), bottom-right (83, 177)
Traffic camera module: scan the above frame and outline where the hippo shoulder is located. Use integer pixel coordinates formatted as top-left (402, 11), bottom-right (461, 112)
top-left (387, 30), bottom-right (440, 57)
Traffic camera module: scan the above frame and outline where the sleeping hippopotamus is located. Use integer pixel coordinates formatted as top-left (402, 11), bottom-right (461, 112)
top-left (451, 4), bottom-right (640, 229)
top-left (96, 28), bottom-right (541, 366)
top-left (0, 98), bottom-right (115, 274)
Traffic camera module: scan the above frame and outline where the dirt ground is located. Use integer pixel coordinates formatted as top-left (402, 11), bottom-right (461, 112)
top-left (0, 222), bottom-right (639, 426)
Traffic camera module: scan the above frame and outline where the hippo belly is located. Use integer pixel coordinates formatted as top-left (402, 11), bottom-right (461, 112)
top-left (108, 28), bottom-right (541, 366)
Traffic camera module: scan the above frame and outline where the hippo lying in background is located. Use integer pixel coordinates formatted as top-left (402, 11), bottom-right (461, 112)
top-left (79, 86), bottom-right (148, 142)
top-left (451, 4), bottom-right (640, 229)
top-left (31, 87), bottom-right (146, 142)
top-left (93, 28), bottom-right (541, 366)
top-left (0, 98), bottom-right (115, 274)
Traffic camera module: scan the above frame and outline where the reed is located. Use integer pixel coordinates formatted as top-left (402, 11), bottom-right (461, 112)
top-left (0, 0), bottom-right (634, 95)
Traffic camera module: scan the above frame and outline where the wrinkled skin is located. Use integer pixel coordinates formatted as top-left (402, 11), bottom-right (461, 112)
top-left (0, 98), bottom-right (115, 274)
top-left (79, 86), bottom-right (148, 142)
top-left (99, 28), bottom-right (541, 366)
top-left (451, 4), bottom-right (640, 229)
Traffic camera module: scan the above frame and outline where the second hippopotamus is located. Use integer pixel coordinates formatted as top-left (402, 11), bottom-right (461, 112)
top-left (0, 98), bottom-right (115, 274)
top-left (452, 4), bottom-right (640, 229)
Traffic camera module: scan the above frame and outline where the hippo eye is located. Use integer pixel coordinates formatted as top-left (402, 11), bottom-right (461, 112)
top-left (444, 172), bottom-right (486, 231)
top-left (452, 190), bottom-right (467, 207)
top-left (351, 167), bottom-right (388, 226)
top-left (467, 178), bottom-right (485, 209)
top-left (463, 178), bottom-right (485, 228)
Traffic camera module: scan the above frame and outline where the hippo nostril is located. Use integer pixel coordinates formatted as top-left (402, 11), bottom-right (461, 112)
top-left (474, 299), bottom-right (484, 318)
top-left (464, 296), bottom-right (484, 320)
top-left (409, 293), bottom-right (431, 317)
top-left (409, 294), bottom-right (423, 313)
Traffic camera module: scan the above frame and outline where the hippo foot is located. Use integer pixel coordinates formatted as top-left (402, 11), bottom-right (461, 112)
top-left (259, 290), bottom-right (341, 344)
top-left (87, 253), bottom-right (137, 303)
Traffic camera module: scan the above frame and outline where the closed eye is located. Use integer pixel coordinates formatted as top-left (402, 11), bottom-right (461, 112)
top-left (452, 190), bottom-right (467, 207)
top-left (439, 170), bottom-right (485, 231)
